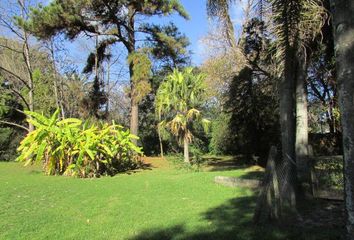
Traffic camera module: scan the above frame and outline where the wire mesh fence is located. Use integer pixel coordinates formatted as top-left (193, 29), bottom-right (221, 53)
top-left (253, 145), bottom-right (344, 223)
top-left (310, 151), bottom-right (343, 200)
top-left (253, 146), bottom-right (298, 223)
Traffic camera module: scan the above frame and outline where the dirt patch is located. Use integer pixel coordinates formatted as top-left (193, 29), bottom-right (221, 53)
top-left (142, 157), bottom-right (170, 169)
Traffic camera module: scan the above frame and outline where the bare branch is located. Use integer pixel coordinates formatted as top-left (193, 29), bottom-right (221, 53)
top-left (0, 65), bottom-right (30, 89)
top-left (0, 16), bottom-right (24, 40)
top-left (9, 87), bottom-right (30, 110)
top-left (0, 43), bottom-right (23, 54)
top-left (0, 120), bottom-right (29, 132)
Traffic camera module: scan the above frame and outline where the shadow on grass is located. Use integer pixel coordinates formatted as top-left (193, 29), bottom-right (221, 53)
top-left (129, 196), bottom-right (277, 240)
top-left (202, 156), bottom-right (257, 172)
top-left (129, 195), bottom-right (343, 240)
top-left (238, 171), bottom-right (264, 181)
top-left (29, 169), bottom-right (42, 175)
top-left (122, 163), bottom-right (153, 175)
top-left (139, 162), bottom-right (153, 171)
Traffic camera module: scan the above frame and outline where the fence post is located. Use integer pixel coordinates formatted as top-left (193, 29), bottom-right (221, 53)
top-left (308, 145), bottom-right (318, 198)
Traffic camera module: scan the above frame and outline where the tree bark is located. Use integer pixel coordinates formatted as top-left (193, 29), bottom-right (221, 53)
top-left (130, 103), bottom-right (138, 136)
top-left (129, 54), bottom-right (138, 143)
top-left (279, 45), bottom-right (297, 209)
top-left (295, 52), bottom-right (310, 188)
top-left (105, 48), bottom-right (111, 116)
top-left (49, 39), bottom-right (65, 119)
top-left (183, 136), bottom-right (189, 163)
top-left (19, 0), bottom-right (34, 132)
top-left (330, 1), bottom-right (354, 238)
top-left (158, 128), bottom-right (164, 158)
top-left (127, 6), bottom-right (138, 143)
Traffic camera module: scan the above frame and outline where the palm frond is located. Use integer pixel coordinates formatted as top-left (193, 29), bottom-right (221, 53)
top-left (270, 0), bottom-right (327, 75)
top-left (206, 0), bottom-right (237, 47)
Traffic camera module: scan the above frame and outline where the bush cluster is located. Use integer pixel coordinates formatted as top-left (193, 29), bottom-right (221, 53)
top-left (0, 127), bottom-right (24, 161)
top-left (17, 110), bottom-right (143, 178)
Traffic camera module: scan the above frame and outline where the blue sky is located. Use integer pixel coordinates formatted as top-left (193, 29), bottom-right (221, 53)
top-left (56, 0), bottom-right (246, 76)
top-left (0, 0), bottom-right (246, 70)
top-left (156, 0), bottom-right (209, 65)
top-left (39, 1), bottom-right (212, 71)
top-left (66, 0), bottom-right (216, 72)
top-left (163, 0), bottom-right (245, 65)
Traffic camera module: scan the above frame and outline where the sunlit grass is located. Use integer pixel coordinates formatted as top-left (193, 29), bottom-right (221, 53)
top-left (0, 159), bottom-right (342, 240)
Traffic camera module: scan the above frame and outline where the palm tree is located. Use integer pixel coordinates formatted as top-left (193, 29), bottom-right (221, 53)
top-left (271, 0), bottom-right (327, 204)
top-left (330, 1), bottom-right (354, 238)
top-left (206, 0), bottom-right (237, 47)
top-left (155, 68), bottom-right (210, 163)
top-left (266, 0), bottom-right (300, 210)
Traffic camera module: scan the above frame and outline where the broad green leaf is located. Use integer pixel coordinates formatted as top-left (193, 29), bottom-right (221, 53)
top-left (57, 118), bottom-right (82, 126)
top-left (85, 149), bottom-right (95, 160)
top-left (35, 142), bottom-right (47, 162)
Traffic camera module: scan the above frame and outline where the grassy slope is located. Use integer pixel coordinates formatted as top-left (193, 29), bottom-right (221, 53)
top-left (0, 159), bottom-right (342, 240)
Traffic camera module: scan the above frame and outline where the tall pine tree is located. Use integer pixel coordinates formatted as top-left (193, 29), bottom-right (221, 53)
top-left (22, 0), bottom-right (189, 140)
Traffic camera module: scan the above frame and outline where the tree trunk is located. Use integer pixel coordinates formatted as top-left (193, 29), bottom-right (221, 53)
top-left (130, 103), bottom-right (138, 136)
top-left (49, 39), bottom-right (65, 119)
top-left (183, 136), bottom-right (189, 163)
top-left (127, 6), bottom-right (138, 143)
top-left (158, 128), bottom-right (164, 158)
top-left (20, 0), bottom-right (34, 132)
top-left (330, 1), bottom-right (354, 238)
top-left (279, 45), bottom-right (297, 209)
top-left (327, 101), bottom-right (336, 133)
top-left (59, 76), bottom-right (66, 118)
top-left (105, 49), bottom-right (111, 116)
top-left (295, 52), bottom-right (310, 189)
top-left (129, 56), bottom-right (138, 142)
top-left (53, 73), bottom-right (60, 110)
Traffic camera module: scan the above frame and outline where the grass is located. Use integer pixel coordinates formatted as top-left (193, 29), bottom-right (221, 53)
top-left (0, 157), bottom-right (343, 240)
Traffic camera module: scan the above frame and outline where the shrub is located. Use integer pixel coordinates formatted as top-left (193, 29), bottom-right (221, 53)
top-left (0, 127), bottom-right (24, 161)
top-left (16, 110), bottom-right (143, 178)
top-left (209, 113), bottom-right (234, 155)
top-left (189, 146), bottom-right (204, 166)
top-left (309, 133), bottom-right (342, 156)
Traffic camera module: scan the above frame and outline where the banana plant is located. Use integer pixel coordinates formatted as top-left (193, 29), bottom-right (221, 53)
top-left (17, 110), bottom-right (143, 178)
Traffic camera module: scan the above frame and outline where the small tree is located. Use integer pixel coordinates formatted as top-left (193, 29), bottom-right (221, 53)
top-left (155, 68), bottom-right (209, 163)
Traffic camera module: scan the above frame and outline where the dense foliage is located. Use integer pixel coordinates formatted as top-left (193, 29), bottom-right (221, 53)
top-left (156, 68), bottom-right (210, 162)
top-left (21, 0), bottom-right (190, 138)
top-left (17, 110), bottom-right (143, 178)
top-left (0, 75), bottom-right (26, 160)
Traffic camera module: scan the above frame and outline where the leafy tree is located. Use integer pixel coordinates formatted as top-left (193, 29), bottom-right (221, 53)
top-left (138, 70), bottom-right (176, 156)
top-left (0, 36), bottom-right (61, 160)
top-left (22, 0), bottom-right (189, 140)
top-left (209, 112), bottom-right (234, 154)
top-left (0, 0), bottom-right (38, 131)
top-left (234, 19), bottom-right (278, 160)
top-left (144, 22), bottom-right (191, 71)
top-left (0, 76), bottom-right (26, 160)
top-left (203, 17), bottom-right (279, 163)
top-left (156, 68), bottom-right (210, 163)
top-left (330, 0), bottom-right (354, 238)
top-left (138, 26), bottom-right (191, 156)
top-left (306, 7), bottom-right (338, 135)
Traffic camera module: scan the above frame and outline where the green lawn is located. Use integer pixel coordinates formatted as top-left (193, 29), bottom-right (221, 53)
top-left (0, 158), bottom-right (342, 240)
